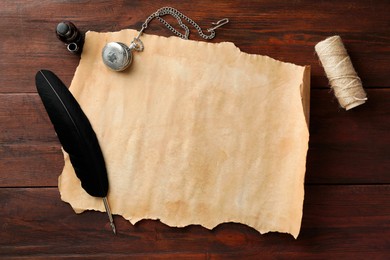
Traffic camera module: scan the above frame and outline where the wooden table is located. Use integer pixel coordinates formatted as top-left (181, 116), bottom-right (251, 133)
top-left (1, 0), bottom-right (389, 258)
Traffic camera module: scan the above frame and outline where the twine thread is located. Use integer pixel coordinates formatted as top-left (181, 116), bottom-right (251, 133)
top-left (315, 35), bottom-right (367, 110)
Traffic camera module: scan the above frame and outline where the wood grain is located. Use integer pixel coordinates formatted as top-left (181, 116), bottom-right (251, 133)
top-left (0, 0), bottom-right (389, 93)
top-left (1, 186), bottom-right (389, 258)
top-left (1, 0), bottom-right (389, 258)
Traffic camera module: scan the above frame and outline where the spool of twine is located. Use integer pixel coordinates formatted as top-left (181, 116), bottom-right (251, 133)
top-left (315, 35), bottom-right (367, 110)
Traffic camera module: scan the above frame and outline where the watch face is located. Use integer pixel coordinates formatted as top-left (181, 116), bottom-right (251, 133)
top-left (102, 42), bottom-right (132, 71)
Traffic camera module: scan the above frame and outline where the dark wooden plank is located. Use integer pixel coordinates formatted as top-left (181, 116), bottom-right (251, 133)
top-left (2, 255), bottom-right (207, 260)
top-left (0, 93), bottom-right (62, 187)
top-left (307, 88), bottom-right (390, 184)
top-left (0, 144), bottom-right (62, 187)
top-left (1, 89), bottom-right (389, 187)
top-left (0, 94), bottom-right (58, 145)
top-left (0, 0), bottom-right (389, 93)
top-left (1, 186), bottom-right (389, 258)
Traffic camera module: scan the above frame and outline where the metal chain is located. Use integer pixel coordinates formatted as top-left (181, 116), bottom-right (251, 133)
top-left (131, 7), bottom-right (228, 52)
top-left (140, 7), bottom-right (216, 40)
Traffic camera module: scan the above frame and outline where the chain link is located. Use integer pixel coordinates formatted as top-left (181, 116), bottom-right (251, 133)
top-left (141, 7), bottom-right (216, 40)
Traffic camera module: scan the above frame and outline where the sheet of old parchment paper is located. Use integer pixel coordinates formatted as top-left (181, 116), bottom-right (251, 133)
top-left (58, 29), bottom-right (310, 238)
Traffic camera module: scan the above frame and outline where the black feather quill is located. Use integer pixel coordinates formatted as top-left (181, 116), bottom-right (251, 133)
top-left (35, 69), bottom-right (116, 233)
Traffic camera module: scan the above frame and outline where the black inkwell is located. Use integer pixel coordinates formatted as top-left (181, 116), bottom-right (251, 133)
top-left (56, 21), bottom-right (84, 54)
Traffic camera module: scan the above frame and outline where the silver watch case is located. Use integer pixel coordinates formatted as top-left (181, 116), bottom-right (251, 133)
top-left (102, 42), bottom-right (132, 71)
